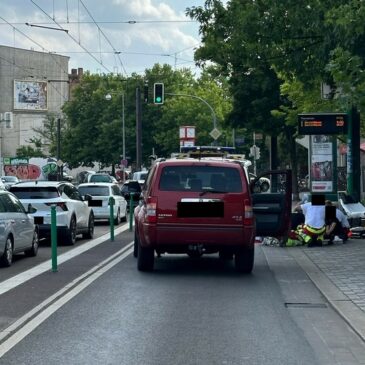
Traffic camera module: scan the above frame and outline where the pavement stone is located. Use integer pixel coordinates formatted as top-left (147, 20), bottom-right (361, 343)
top-left (288, 237), bottom-right (365, 342)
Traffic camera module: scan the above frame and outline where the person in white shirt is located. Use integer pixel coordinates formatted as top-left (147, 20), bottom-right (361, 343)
top-left (294, 194), bottom-right (326, 247)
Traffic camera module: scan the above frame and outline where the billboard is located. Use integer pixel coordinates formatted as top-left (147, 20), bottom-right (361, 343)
top-left (14, 80), bottom-right (48, 111)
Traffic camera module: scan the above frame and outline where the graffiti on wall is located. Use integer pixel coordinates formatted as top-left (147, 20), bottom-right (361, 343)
top-left (3, 158), bottom-right (58, 180)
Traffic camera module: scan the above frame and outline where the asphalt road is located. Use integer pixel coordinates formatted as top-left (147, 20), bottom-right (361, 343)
top-left (1, 236), bottom-right (365, 365)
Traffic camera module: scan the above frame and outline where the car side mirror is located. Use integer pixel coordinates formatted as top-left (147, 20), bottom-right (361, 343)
top-left (27, 203), bottom-right (37, 214)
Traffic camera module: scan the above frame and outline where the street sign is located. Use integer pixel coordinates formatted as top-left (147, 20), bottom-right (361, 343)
top-left (120, 159), bottom-right (128, 168)
top-left (56, 159), bottom-right (63, 167)
top-left (210, 128), bottom-right (222, 140)
top-left (298, 113), bottom-right (348, 135)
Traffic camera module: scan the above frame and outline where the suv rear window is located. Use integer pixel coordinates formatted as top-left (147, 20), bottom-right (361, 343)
top-left (78, 186), bottom-right (109, 196)
top-left (159, 166), bottom-right (243, 192)
top-left (121, 181), bottom-right (141, 193)
top-left (89, 175), bottom-right (111, 183)
top-left (10, 186), bottom-right (60, 199)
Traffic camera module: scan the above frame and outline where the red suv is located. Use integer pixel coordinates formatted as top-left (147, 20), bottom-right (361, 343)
top-left (134, 156), bottom-right (291, 272)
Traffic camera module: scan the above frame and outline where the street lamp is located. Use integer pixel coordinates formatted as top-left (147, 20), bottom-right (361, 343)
top-left (105, 92), bottom-right (126, 178)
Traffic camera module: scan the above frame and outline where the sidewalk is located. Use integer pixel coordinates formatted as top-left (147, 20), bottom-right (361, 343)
top-left (288, 237), bottom-right (365, 342)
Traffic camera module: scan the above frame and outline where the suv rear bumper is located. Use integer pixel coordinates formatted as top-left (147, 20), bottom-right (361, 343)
top-left (37, 224), bottom-right (69, 239)
top-left (139, 223), bottom-right (255, 248)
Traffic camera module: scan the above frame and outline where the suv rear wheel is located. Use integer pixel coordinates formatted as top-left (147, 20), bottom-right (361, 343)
top-left (65, 216), bottom-right (77, 245)
top-left (137, 241), bottom-right (154, 271)
top-left (83, 214), bottom-right (94, 239)
top-left (235, 247), bottom-right (254, 273)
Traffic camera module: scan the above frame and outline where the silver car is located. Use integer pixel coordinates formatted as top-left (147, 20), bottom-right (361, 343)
top-left (0, 190), bottom-right (39, 267)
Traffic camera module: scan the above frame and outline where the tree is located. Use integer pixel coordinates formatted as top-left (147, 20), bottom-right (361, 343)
top-left (16, 137), bottom-right (45, 158)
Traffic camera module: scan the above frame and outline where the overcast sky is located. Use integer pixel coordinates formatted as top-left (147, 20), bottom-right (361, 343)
top-left (0, 0), bottom-right (209, 77)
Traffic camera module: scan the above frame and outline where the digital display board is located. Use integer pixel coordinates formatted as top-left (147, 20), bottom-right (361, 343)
top-left (298, 113), bottom-right (348, 135)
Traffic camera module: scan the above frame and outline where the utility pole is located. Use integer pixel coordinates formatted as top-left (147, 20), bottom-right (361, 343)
top-left (56, 117), bottom-right (62, 181)
top-left (136, 87), bottom-right (142, 171)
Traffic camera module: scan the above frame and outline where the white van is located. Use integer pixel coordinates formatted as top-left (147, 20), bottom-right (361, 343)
top-left (132, 171), bottom-right (148, 184)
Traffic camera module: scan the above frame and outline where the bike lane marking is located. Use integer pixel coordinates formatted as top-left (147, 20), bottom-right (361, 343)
top-left (0, 223), bottom-right (130, 296)
top-left (0, 243), bottom-right (133, 358)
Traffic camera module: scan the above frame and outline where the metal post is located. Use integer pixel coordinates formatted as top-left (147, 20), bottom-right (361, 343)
top-left (136, 87), bottom-right (142, 171)
top-left (129, 193), bottom-right (134, 231)
top-left (122, 93), bottom-right (126, 181)
top-left (109, 197), bottom-right (115, 241)
top-left (56, 117), bottom-right (61, 181)
top-left (51, 205), bottom-right (58, 272)
top-left (253, 132), bottom-right (257, 175)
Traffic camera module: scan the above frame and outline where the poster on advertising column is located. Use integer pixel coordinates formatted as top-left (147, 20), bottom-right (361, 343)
top-left (310, 135), bottom-right (333, 192)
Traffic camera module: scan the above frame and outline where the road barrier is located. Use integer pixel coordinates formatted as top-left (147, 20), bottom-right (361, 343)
top-left (109, 196), bottom-right (115, 241)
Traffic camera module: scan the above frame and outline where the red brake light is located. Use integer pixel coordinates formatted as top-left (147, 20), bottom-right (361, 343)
top-left (243, 199), bottom-right (253, 225)
top-left (45, 202), bottom-right (68, 211)
top-left (146, 197), bottom-right (157, 223)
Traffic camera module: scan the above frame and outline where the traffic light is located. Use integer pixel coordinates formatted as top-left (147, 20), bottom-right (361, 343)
top-left (143, 83), bottom-right (149, 103)
top-left (153, 83), bottom-right (164, 104)
top-left (255, 147), bottom-right (260, 160)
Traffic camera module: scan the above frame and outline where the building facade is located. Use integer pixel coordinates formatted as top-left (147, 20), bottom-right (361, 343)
top-left (0, 45), bottom-right (71, 174)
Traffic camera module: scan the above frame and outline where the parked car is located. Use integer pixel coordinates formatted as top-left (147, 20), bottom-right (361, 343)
top-left (120, 180), bottom-right (142, 210)
top-left (0, 179), bottom-right (7, 191)
top-left (0, 190), bottom-right (39, 267)
top-left (87, 173), bottom-right (118, 184)
top-left (78, 183), bottom-right (127, 225)
top-left (10, 181), bottom-right (94, 245)
top-left (1, 176), bottom-right (20, 190)
top-left (134, 153), bottom-right (292, 272)
top-left (132, 171), bottom-right (148, 185)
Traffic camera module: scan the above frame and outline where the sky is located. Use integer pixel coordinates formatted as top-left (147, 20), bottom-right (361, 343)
top-left (0, 0), bottom-right (209, 77)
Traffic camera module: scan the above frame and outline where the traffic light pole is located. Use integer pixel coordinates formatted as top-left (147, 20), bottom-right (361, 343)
top-left (136, 87), bottom-right (142, 171)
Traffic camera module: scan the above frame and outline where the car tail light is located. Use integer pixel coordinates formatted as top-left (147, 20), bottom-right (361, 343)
top-left (146, 197), bottom-right (157, 223)
top-left (243, 199), bottom-right (253, 225)
top-left (45, 202), bottom-right (68, 211)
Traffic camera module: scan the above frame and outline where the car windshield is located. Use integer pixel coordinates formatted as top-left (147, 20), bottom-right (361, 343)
top-left (89, 175), bottom-right (111, 183)
top-left (10, 186), bottom-right (60, 199)
top-left (159, 166), bottom-right (243, 192)
top-left (78, 186), bottom-right (109, 196)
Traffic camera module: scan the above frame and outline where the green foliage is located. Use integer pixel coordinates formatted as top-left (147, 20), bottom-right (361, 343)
top-left (16, 138), bottom-right (45, 158)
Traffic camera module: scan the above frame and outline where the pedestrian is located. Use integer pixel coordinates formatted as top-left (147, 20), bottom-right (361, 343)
top-left (325, 200), bottom-right (351, 244)
top-left (294, 194), bottom-right (326, 247)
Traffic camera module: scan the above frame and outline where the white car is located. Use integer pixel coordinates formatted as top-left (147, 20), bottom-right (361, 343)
top-left (132, 171), bottom-right (148, 185)
top-left (10, 181), bottom-right (94, 245)
top-left (78, 183), bottom-right (127, 225)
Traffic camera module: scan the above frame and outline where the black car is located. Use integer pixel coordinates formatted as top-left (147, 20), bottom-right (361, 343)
top-left (120, 180), bottom-right (142, 210)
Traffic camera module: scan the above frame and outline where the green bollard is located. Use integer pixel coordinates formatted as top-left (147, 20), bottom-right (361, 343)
top-left (129, 192), bottom-right (134, 231)
top-left (109, 196), bottom-right (115, 241)
top-left (51, 205), bottom-right (58, 272)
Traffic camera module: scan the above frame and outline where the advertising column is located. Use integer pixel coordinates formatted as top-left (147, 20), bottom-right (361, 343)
top-left (310, 135), bottom-right (334, 193)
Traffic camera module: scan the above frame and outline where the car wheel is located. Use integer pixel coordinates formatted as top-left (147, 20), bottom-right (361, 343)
top-left (65, 216), bottom-right (77, 245)
top-left (1, 237), bottom-right (13, 267)
top-left (235, 247), bottom-right (254, 273)
top-left (137, 240), bottom-right (154, 271)
top-left (133, 230), bottom-right (138, 258)
top-left (261, 182), bottom-right (270, 192)
top-left (114, 209), bottom-right (121, 226)
top-left (25, 229), bottom-right (39, 257)
top-left (83, 214), bottom-right (95, 239)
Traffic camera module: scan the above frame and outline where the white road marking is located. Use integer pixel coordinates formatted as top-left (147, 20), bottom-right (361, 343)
top-left (0, 223), bottom-right (131, 295)
top-left (0, 243), bottom-right (134, 358)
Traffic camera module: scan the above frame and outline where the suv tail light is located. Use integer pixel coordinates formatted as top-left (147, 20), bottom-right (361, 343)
top-left (243, 199), bottom-right (253, 225)
top-left (146, 197), bottom-right (158, 223)
top-left (45, 202), bottom-right (68, 211)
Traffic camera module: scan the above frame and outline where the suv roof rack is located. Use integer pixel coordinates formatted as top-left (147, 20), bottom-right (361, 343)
top-left (173, 146), bottom-right (246, 161)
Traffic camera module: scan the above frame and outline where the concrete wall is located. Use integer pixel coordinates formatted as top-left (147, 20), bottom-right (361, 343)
top-left (0, 45), bottom-right (69, 174)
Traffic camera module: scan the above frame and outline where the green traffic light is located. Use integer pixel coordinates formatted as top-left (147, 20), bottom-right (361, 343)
top-left (155, 97), bottom-right (162, 103)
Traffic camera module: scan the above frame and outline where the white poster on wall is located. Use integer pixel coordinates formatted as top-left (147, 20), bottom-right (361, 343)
top-left (14, 80), bottom-right (48, 111)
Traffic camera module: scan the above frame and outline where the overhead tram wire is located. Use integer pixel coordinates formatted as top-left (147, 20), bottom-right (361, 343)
top-left (30, 0), bottom-right (114, 75)
top-left (1, 20), bottom-right (197, 26)
top-left (0, 15), bottom-right (69, 79)
top-left (79, 0), bottom-right (128, 77)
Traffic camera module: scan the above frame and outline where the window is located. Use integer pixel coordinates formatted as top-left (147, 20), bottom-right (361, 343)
top-left (1, 194), bottom-right (25, 213)
top-left (79, 186), bottom-right (110, 196)
top-left (10, 187), bottom-right (60, 199)
top-left (159, 166), bottom-right (243, 192)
